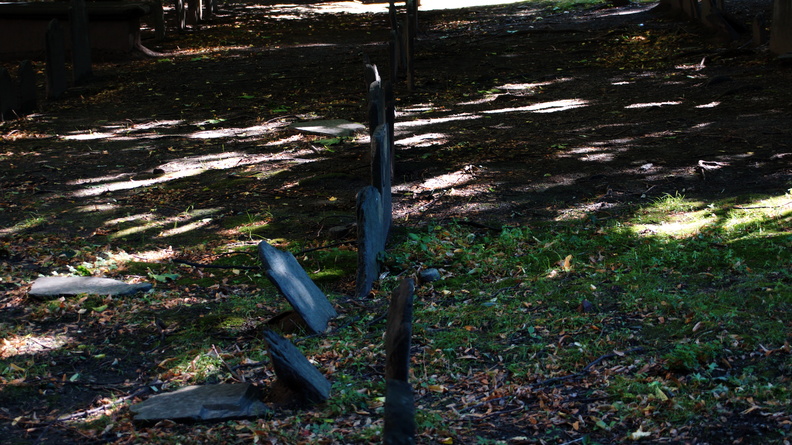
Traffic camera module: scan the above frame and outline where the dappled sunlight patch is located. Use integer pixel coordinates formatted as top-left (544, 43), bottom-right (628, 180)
top-left (396, 133), bottom-right (449, 148)
top-left (108, 207), bottom-right (223, 240)
top-left (483, 98), bottom-right (589, 114)
top-left (696, 101), bottom-right (721, 109)
top-left (624, 101), bottom-right (682, 109)
top-left (632, 215), bottom-right (719, 237)
top-left (415, 165), bottom-right (480, 191)
top-left (396, 112), bottom-right (481, 129)
top-left (1, 333), bottom-right (71, 358)
top-left (73, 204), bottom-right (119, 213)
top-left (70, 169), bottom-right (205, 197)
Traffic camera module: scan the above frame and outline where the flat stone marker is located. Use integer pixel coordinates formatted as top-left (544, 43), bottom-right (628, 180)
top-left (384, 379), bottom-right (416, 445)
top-left (0, 68), bottom-right (13, 120)
top-left (356, 186), bottom-right (384, 299)
top-left (70, 0), bottom-right (93, 86)
top-left (18, 60), bottom-right (37, 115)
top-left (263, 329), bottom-right (331, 404)
top-left (258, 241), bottom-right (337, 334)
top-left (45, 19), bottom-right (68, 100)
top-left (29, 276), bottom-right (152, 297)
top-left (385, 278), bottom-right (414, 382)
top-left (130, 383), bottom-right (269, 422)
top-left (289, 119), bottom-right (366, 137)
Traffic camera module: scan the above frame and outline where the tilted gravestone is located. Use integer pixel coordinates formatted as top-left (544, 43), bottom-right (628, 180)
top-left (45, 19), bottom-right (68, 100)
top-left (356, 186), bottom-right (384, 299)
top-left (770, 0), bottom-right (792, 55)
top-left (371, 123), bottom-right (392, 239)
top-left (70, 0), bottom-right (93, 86)
top-left (0, 68), bottom-right (13, 121)
top-left (130, 383), bottom-right (270, 422)
top-left (18, 60), bottom-right (37, 115)
top-left (383, 278), bottom-right (416, 444)
top-left (263, 329), bottom-right (331, 404)
top-left (258, 241), bottom-right (337, 334)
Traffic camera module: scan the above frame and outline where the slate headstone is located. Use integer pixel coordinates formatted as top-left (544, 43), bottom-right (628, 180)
top-left (45, 19), bottom-right (68, 100)
top-left (371, 123), bottom-right (392, 239)
top-left (356, 186), bottom-right (384, 299)
top-left (0, 68), bottom-right (13, 121)
top-left (384, 379), bottom-right (416, 445)
top-left (18, 60), bottom-right (37, 115)
top-left (29, 276), bottom-right (152, 297)
top-left (263, 329), bottom-right (331, 404)
top-left (130, 383), bottom-right (270, 422)
top-left (770, 0), bottom-right (792, 55)
top-left (385, 278), bottom-right (414, 382)
top-left (368, 80), bottom-right (385, 137)
top-left (70, 0), bottom-right (92, 86)
top-left (257, 241), bottom-right (337, 334)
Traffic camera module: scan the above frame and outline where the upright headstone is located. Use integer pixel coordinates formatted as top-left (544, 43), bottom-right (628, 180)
top-left (263, 329), bottom-right (331, 404)
top-left (18, 61), bottom-right (37, 115)
top-left (152, 0), bottom-right (166, 40)
top-left (753, 13), bottom-right (769, 46)
top-left (356, 186), bottom-right (384, 299)
top-left (257, 241), bottom-right (337, 334)
top-left (368, 80), bottom-right (385, 137)
top-left (45, 19), bottom-right (68, 100)
top-left (187, 0), bottom-right (203, 27)
top-left (70, 0), bottom-right (92, 86)
top-left (0, 68), bottom-right (14, 120)
top-left (770, 0), bottom-right (792, 55)
top-left (371, 123), bottom-right (392, 239)
top-left (383, 278), bottom-right (416, 445)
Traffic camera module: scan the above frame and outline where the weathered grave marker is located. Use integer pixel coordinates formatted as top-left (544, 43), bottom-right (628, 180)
top-left (371, 123), bottom-right (392, 239)
top-left (152, 0), bottom-right (166, 40)
top-left (130, 383), bottom-right (270, 422)
top-left (70, 0), bottom-right (93, 86)
top-left (383, 278), bottom-right (416, 444)
top-left (356, 185), bottom-right (384, 299)
top-left (753, 13), bottom-right (769, 46)
top-left (45, 19), bottom-right (68, 100)
top-left (770, 0), bottom-right (792, 55)
top-left (29, 276), bottom-right (152, 298)
top-left (263, 329), bottom-right (331, 404)
top-left (364, 61), bottom-right (380, 93)
top-left (18, 60), bottom-right (37, 115)
top-left (368, 80), bottom-right (385, 137)
top-left (0, 68), bottom-right (13, 121)
top-left (258, 241), bottom-right (337, 334)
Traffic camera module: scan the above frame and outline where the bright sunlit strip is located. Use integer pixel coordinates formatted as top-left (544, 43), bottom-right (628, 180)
top-left (624, 101), bottom-right (681, 109)
top-left (483, 99), bottom-right (588, 114)
top-left (696, 101), bottom-right (721, 108)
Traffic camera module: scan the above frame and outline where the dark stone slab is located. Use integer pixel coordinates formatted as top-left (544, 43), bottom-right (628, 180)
top-left (130, 383), bottom-right (270, 422)
top-left (385, 278), bottom-right (414, 382)
top-left (384, 379), bottom-right (416, 445)
top-left (70, 0), bottom-right (92, 86)
top-left (0, 68), bottom-right (13, 120)
top-left (17, 60), bottom-right (37, 115)
top-left (29, 276), bottom-right (152, 297)
top-left (257, 241), bottom-right (337, 334)
top-left (771, 0), bottom-right (792, 55)
top-left (368, 80), bottom-right (385, 136)
top-left (418, 268), bottom-right (441, 284)
top-left (356, 186), bottom-right (384, 299)
top-left (263, 329), bottom-right (331, 404)
top-left (371, 123), bottom-right (392, 239)
top-left (45, 19), bottom-right (68, 100)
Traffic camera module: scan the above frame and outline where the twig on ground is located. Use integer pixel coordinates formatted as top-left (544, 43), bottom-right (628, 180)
top-left (295, 239), bottom-right (357, 255)
top-left (532, 346), bottom-right (646, 387)
top-left (172, 259), bottom-right (260, 270)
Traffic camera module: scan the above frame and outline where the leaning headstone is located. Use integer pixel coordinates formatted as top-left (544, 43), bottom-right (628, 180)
top-left (29, 276), bottom-right (152, 298)
top-left (0, 68), bottom-right (13, 120)
top-left (45, 19), bottom-right (68, 100)
top-left (385, 278), bottom-right (414, 382)
top-left (18, 61), bottom-right (37, 115)
top-left (70, 0), bottom-right (92, 86)
top-left (356, 186), bottom-right (384, 299)
top-left (383, 278), bottom-right (416, 445)
top-left (371, 123), bottom-right (392, 239)
top-left (263, 329), bottom-right (331, 404)
top-left (384, 379), bottom-right (416, 445)
top-left (257, 241), bottom-right (337, 334)
top-left (770, 0), bottom-right (792, 55)
top-left (130, 383), bottom-right (270, 422)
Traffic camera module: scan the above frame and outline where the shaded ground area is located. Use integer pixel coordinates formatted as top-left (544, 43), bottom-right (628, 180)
top-left (1, 0), bottom-right (791, 443)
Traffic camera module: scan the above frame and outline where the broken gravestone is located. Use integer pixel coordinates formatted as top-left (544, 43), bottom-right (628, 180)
top-left (289, 119), bottom-right (366, 137)
top-left (29, 276), bottom-right (152, 298)
top-left (258, 241), bottom-right (337, 334)
top-left (130, 383), bottom-right (269, 422)
top-left (263, 329), bottom-right (331, 404)
top-left (356, 185), bottom-right (384, 299)
top-left (45, 19), bottom-right (68, 100)
top-left (384, 278), bottom-right (416, 444)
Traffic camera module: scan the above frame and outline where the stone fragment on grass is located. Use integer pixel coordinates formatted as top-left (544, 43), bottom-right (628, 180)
top-left (263, 329), bottom-right (331, 404)
top-left (130, 383), bottom-right (269, 422)
top-left (29, 276), bottom-right (152, 298)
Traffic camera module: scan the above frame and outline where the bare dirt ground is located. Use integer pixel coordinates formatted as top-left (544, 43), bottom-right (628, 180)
top-left (1, 0), bottom-right (791, 443)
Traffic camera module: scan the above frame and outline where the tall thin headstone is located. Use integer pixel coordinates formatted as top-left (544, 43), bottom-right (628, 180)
top-left (152, 0), bottom-right (166, 40)
top-left (18, 61), bottom-right (37, 115)
top-left (770, 0), bottom-right (792, 55)
top-left (45, 19), bottom-right (68, 100)
top-left (405, 0), bottom-right (417, 90)
top-left (70, 0), bottom-right (93, 86)
top-left (0, 68), bottom-right (14, 120)
top-left (383, 278), bottom-right (416, 445)
top-left (176, 0), bottom-right (187, 31)
top-left (356, 186), bottom-right (384, 299)
top-left (371, 124), bottom-right (392, 239)
top-left (368, 80), bottom-right (386, 137)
